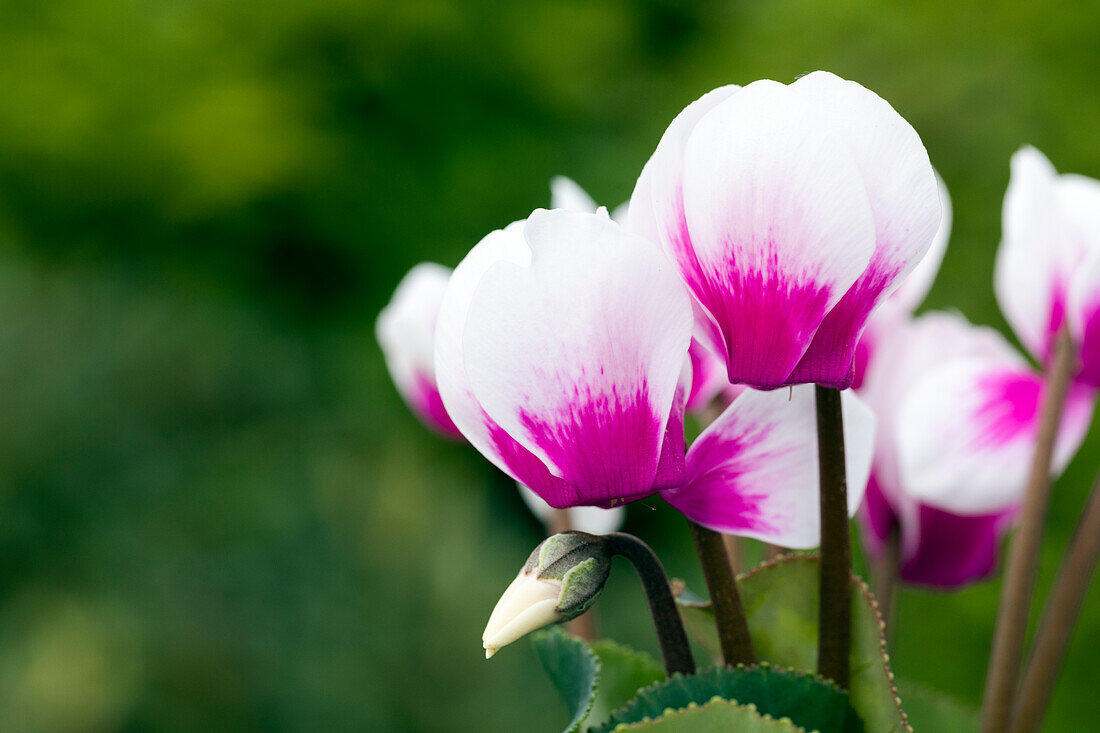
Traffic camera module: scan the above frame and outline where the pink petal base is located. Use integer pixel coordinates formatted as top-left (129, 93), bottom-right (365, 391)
top-left (492, 386), bottom-right (684, 510)
top-left (900, 504), bottom-right (1016, 588)
top-left (787, 261), bottom-right (900, 389)
top-left (699, 266), bottom-right (831, 390)
top-left (860, 479), bottom-right (1017, 589)
top-left (411, 374), bottom-right (464, 440)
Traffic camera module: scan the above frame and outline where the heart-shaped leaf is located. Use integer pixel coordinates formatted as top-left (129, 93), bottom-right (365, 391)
top-left (676, 554), bottom-right (911, 733)
top-left (532, 628), bottom-right (600, 733)
top-left (895, 679), bottom-right (978, 733)
top-left (590, 663), bottom-right (861, 733)
top-left (610, 698), bottom-right (808, 731)
top-left (532, 628), bottom-right (666, 732)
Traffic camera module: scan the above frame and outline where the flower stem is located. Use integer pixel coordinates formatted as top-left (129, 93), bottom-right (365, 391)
top-left (982, 325), bottom-right (1076, 733)
top-left (1010, 472), bottom-right (1100, 733)
top-left (604, 532), bottom-right (696, 676)
top-left (688, 521), bottom-right (756, 666)
top-left (815, 385), bottom-right (850, 688)
top-left (547, 509), bottom-right (598, 641)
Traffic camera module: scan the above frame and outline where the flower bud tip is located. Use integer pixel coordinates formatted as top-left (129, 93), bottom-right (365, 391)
top-left (481, 533), bottom-right (611, 657)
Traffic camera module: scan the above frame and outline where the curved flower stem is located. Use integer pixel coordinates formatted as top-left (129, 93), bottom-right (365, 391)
top-left (982, 325), bottom-right (1076, 733)
top-left (688, 521), bottom-right (756, 666)
top-left (815, 385), bottom-right (851, 688)
top-left (547, 509), bottom-right (598, 641)
top-left (604, 532), bottom-right (696, 676)
top-left (1010, 472), bottom-right (1100, 733)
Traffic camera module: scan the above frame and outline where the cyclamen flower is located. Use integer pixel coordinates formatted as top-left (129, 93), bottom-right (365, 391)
top-left (857, 311), bottom-right (1094, 587)
top-left (435, 210), bottom-right (694, 508)
top-left (436, 208), bottom-right (876, 547)
top-left (629, 71), bottom-right (941, 389)
top-left (995, 147), bottom-right (1100, 385)
top-left (376, 263), bottom-right (463, 439)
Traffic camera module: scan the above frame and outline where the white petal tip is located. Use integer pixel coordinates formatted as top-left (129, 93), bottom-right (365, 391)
top-left (484, 646), bottom-right (497, 660)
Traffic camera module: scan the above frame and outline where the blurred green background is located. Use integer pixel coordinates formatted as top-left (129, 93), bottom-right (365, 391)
top-left (0, 0), bottom-right (1098, 730)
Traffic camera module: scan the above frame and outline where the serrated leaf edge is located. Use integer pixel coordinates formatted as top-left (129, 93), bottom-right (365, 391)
top-left (746, 553), bottom-right (912, 733)
top-left (610, 697), bottom-right (812, 732)
top-left (591, 662), bottom-right (851, 733)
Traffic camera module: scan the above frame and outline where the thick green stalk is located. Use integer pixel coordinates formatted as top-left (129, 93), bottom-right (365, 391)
top-left (815, 385), bottom-right (851, 688)
top-left (688, 521), bottom-right (756, 666)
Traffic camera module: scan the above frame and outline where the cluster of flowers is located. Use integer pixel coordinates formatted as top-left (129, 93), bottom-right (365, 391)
top-left (377, 71), bottom-right (1100, 642)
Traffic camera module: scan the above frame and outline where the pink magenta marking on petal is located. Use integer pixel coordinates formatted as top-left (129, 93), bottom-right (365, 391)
top-left (969, 371), bottom-right (1041, 449)
top-left (686, 340), bottom-right (723, 410)
top-left (516, 386), bottom-right (670, 509)
top-left (487, 421), bottom-right (578, 509)
top-left (1075, 298), bottom-right (1100, 387)
top-left (900, 504), bottom-right (1016, 588)
top-left (662, 192), bottom-right (831, 388)
top-left (851, 330), bottom-right (874, 391)
top-left (652, 384), bottom-right (687, 491)
top-left (666, 421), bottom-right (782, 535)
top-left (787, 257), bottom-right (901, 388)
top-left (698, 261), bottom-right (832, 390)
top-left (410, 373), bottom-right (464, 440)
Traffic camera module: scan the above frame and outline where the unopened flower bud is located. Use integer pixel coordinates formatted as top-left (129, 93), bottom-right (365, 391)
top-left (482, 532), bottom-right (611, 659)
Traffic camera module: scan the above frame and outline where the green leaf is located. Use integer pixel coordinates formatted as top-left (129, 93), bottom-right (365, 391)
top-left (532, 628), bottom-right (600, 733)
top-left (532, 629), bottom-right (667, 733)
top-left (585, 640), bottom-right (665, 729)
top-left (611, 698), bottom-right (808, 732)
top-left (894, 680), bottom-right (978, 733)
top-left (676, 554), bottom-right (911, 733)
top-left (590, 664), bottom-right (860, 733)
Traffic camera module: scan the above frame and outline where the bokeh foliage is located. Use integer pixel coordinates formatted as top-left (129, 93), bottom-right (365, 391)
top-left (0, 0), bottom-right (1097, 730)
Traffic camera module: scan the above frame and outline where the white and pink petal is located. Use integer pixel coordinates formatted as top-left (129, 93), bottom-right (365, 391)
top-left (994, 147), bottom-right (1087, 363)
top-left (678, 79), bottom-right (877, 388)
top-left (786, 72), bottom-right (940, 387)
top-left (434, 222), bottom-right (580, 502)
top-left (891, 171), bottom-right (952, 313)
top-left (376, 262), bottom-right (463, 439)
top-left (1069, 251), bottom-right (1100, 386)
top-left (896, 357), bottom-right (1095, 515)
top-left (663, 386), bottom-right (875, 548)
top-left (461, 209), bottom-right (694, 508)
